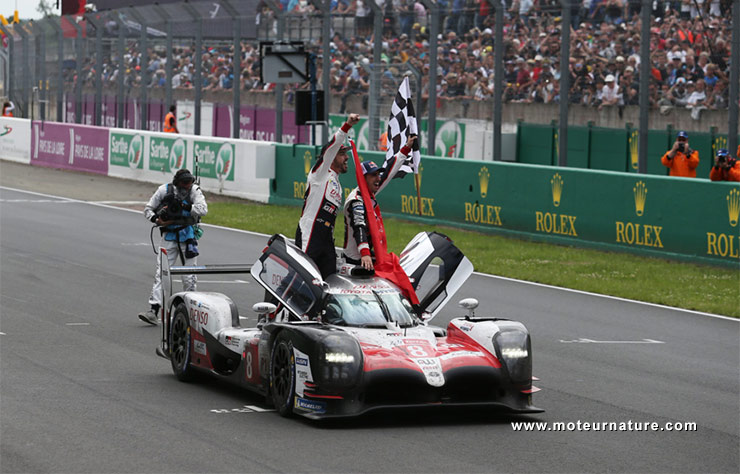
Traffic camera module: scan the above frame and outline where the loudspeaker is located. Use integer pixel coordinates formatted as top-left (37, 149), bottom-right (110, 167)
top-left (295, 90), bottom-right (325, 125)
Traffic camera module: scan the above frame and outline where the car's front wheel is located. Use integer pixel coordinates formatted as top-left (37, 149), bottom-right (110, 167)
top-left (270, 332), bottom-right (295, 417)
top-left (170, 303), bottom-right (195, 382)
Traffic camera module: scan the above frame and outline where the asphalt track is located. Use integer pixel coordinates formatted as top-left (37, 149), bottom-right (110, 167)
top-left (1, 167), bottom-right (738, 473)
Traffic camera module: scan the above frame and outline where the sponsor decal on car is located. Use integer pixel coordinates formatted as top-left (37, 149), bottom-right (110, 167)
top-left (294, 397), bottom-right (326, 414)
top-left (225, 335), bottom-right (240, 347)
top-left (293, 348), bottom-right (313, 397)
top-left (440, 350), bottom-right (484, 360)
top-left (413, 356), bottom-right (445, 387)
top-left (194, 340), bottom-right (207, 355)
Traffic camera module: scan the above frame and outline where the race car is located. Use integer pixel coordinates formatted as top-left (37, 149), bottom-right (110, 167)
top-left (156, 231), bottom-right (542, 419)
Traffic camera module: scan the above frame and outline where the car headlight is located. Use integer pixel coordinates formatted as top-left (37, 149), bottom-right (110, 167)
top-left (494, 330), bottom-right (532, 383)
top-left (318, 334), bottom-right (362, 387)
top-left (324, 352), bottom-right (355, 363)
top-left (500, 347), bottom-right (528, 359)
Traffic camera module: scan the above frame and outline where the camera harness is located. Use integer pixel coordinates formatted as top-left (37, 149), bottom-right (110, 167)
top-left (149, 183), bottom-right (201, 265)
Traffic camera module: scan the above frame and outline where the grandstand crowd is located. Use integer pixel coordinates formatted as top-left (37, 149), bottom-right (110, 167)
top-left (66, 0), bottom-right (735, 117)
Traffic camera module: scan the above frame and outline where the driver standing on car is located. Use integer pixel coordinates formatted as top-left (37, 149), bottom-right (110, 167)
top-left (295, 113), bottom-right (360, 278)
top-left (343, 135), bottom-right (416, 270)
top-left (138, 169), bottom-right (208, 325)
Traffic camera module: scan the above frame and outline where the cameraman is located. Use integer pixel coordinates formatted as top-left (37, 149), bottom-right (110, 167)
top-left (661, 130), bottom-right (700, 178)
top-left (138, 169), bottom-right (208, 325)
top-left (709, 148), bottom-right (740, 182)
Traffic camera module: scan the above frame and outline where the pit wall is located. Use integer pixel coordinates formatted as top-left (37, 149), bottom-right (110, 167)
top-left (270, 144), bottom-right (740, 267)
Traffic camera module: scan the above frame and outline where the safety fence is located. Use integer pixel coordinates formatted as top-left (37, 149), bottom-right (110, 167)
top-left (2, 115), bottom-right (738, 266)
top-left (516, 122), bottom-right (740, 179)
top-left (270, 143), bottom-right (739, 267)
top-left (2, 0), bottom-right (736, 169)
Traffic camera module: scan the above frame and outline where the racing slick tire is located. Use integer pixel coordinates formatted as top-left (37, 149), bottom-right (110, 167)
top-left (270, 332), bottom-right (296, 417)
top-left (169, 303), bottom-right (195, 382)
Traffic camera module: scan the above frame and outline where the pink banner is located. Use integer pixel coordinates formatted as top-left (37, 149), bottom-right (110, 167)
top-left (31, 121), bottom-right (109, 175)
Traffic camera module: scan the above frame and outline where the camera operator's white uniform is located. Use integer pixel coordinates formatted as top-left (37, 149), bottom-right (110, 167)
top-left (144, 183), bottom-right (208, 307)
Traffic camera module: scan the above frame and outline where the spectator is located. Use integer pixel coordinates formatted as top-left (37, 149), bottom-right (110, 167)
top-left (686, 78), bottom-right (708, 119)
top-left (599, 74), bottom-right (621, 109)
top-left (661, 131), bottom-right (700, 178)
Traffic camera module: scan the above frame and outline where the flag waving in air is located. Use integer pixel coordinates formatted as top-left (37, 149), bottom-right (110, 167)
top-left (384, 77), bottom-right (421, 178)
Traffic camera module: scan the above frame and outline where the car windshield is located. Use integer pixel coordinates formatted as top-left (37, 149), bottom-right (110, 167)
top-left (323, 290), bottom-right (418, 328)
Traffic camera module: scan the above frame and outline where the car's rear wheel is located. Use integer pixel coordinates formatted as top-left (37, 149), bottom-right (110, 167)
top-left (270, 333), bottom-right (295, 417)
top-left (170, 303), bottom-right (195, 382)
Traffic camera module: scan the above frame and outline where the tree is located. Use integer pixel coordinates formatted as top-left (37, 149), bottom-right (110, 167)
top-left (37, 0), bottom-right (57, 18)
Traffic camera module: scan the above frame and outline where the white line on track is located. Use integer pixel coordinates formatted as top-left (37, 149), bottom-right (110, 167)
top-left (2, 185), bottom-right (736, 322)
top-left (65, 322), bottom-right (90, 326)
top-left (0, 332), bottom-right (5, 336)
top-left (560, 338), bottom-right (665, 344)
top-left (0, 199), bottom-right (76, 203)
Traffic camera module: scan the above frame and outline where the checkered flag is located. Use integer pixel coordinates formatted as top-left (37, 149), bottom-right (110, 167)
top-left (384, 77), bottom-right (421, 178)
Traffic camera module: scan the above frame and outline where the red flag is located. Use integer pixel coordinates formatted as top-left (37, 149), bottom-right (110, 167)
top-left (349, 139), bottom-right (419, 305)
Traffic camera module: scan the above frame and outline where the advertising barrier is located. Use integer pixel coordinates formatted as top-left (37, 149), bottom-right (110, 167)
top-left (213, 105), bottom-right (310, 144)
top-left (107, 127), bottom-right (273, 203)
top-left (31, 121), bottom-right (109, 174)
top-left (0, 117), bottom-right (31, 164)
top-left (271, 144), bottom-right (739, 266)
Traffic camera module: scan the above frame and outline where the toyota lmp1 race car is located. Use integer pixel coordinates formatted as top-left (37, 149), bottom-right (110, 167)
top-left (156, 231), bottom-right (542, 419)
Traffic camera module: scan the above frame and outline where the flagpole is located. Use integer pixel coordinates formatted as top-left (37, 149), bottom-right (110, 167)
top-left (415, 173), bottom-right (422, 216)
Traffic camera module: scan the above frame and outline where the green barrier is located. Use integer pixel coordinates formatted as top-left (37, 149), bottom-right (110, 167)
top-left (273, 143), bottom-right (740, 267)
top-left (518, 122), bottom-right (739, 179)
top-left (589, 126), bottom-right (629, 172)
top-left (565, 125), bottom-right (590, 169)
top-left (517, 122), bottom-right (555, 166)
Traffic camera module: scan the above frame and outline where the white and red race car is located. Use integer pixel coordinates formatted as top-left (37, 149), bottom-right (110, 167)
top-left (157, 231), bottom-right (542, 419)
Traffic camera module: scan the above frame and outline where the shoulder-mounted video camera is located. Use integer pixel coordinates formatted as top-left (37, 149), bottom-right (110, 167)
top-left (155, 193), bottom-right (184, 222)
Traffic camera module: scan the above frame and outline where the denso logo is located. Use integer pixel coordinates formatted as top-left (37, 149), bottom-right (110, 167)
top-left (190, 308), bottom-right (208, 325)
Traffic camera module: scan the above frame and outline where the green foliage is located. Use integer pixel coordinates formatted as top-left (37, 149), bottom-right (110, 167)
top-left (203, 201), bottom-right (739, 318)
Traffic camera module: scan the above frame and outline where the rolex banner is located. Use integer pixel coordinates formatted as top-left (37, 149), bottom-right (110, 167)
top-left (271, 144), bottom-right (740, 266)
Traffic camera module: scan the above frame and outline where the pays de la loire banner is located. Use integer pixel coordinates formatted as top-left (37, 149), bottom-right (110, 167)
top-left (31, 121), bottom-right (109, 174)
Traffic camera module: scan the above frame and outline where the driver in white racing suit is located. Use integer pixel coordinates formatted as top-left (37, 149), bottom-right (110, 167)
top-left (295, 113), bottom-right (360, 277)
top-left (138, 169), bottom-right (208, 325)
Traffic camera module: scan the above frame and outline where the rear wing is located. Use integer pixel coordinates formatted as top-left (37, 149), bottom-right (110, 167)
top-left (158, 247), bottom-right (252, 309)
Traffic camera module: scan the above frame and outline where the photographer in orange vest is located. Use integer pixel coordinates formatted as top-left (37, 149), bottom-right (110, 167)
top-left (709, 148), bottom-right (740, 182)
top-left (661, 131), bottom-right (699, 178)
top-left (2, 101), bottom-right (14, 117)
top-left (164, 105), bottom-right (178, 133)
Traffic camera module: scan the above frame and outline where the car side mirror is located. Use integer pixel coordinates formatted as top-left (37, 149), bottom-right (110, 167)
top-left (253, 302), bottom-right (277, 329)
top-left (253, 302), bottom-right (277, 315)
top-left (458, 298), bottom-right (479, 318)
